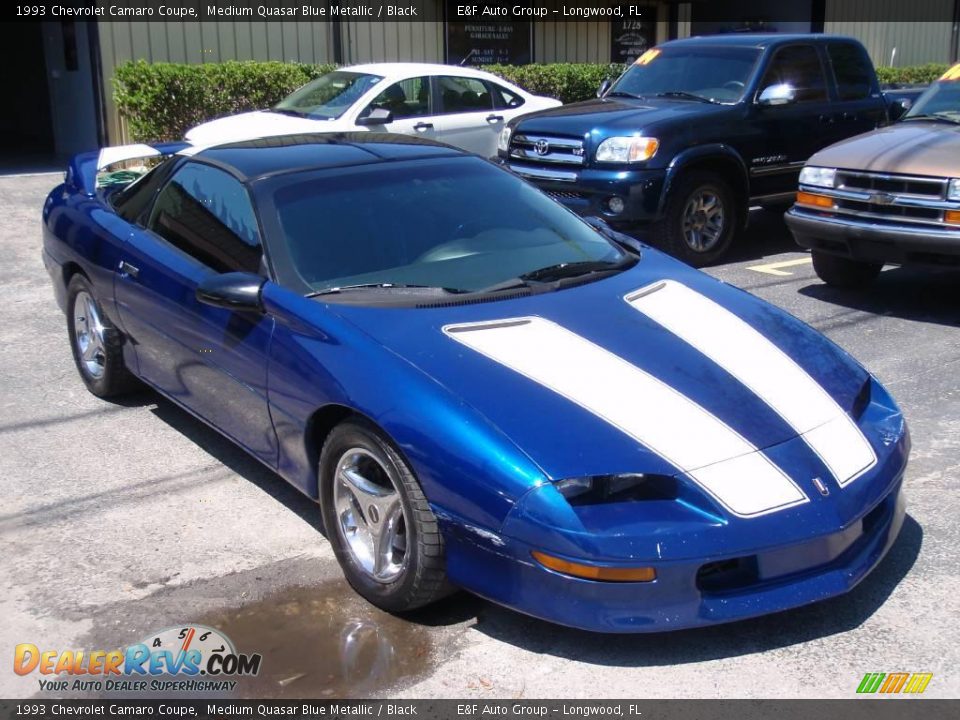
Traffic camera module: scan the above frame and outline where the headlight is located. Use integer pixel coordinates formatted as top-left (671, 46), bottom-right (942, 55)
top-left (948, 178), bottom-right (960, 201)
top-left (595, 136), bottom-right (659, 163)
top-left (555, 473), bottom-right (676, 504)
top-left (799, 166), bottom-right (837, 188)
top-left (497, 125), bottom-right (512, 153)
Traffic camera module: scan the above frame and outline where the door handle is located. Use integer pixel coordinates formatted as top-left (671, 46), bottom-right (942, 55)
top-left (118, 260), bottom-right (139, 278)
top-left (486, 114), bottom-right (504, 123)
top-left (413, 122), bottom-right (434, 131)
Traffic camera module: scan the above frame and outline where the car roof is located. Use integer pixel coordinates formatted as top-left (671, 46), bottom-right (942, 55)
top-left (343, 62), bottom-right (516, 83)
top-left (188, 132), bottom-right (465, 181)
top-left (662, 33), bottom-right (861, 49)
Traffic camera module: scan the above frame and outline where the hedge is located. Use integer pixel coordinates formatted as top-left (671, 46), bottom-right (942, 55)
top-left (113, 60), bottom-right (625, 142)
top-left (113, 60), bottom-right (336, 142)
top-left (876, 63), bottom-right (949, 86)
top-left (114, 59), bottom-right (950, 143)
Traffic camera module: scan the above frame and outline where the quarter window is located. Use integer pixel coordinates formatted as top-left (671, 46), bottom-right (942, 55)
top-left (363, 77), bottom-right (431, 119)
top-left (148, 162), bottom-right (262, 274)
top-left (827, 43), bottom-right (874, 100)
top-left (759, 45), bottom-right (828, 103)
top-left (438, 76), bottom-right (494, 113)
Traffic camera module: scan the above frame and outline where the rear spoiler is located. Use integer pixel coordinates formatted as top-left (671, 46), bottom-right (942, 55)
top-left (66, 140), bottom-right (192, 196)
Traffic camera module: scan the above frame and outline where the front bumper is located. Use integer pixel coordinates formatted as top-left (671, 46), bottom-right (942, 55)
top-left (442, 479), bottom-right (905, 632)
top-left (786, 208), bottom-right (960, 266)
top-left (497, 157), bottom-right (666, 224)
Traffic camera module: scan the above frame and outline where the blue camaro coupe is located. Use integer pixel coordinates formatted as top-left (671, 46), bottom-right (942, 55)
top-left (42, 134), bottom-right (908, 632)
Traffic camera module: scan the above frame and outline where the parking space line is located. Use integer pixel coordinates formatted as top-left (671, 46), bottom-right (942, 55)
top-left (746, 257), bottom-right (813, 276)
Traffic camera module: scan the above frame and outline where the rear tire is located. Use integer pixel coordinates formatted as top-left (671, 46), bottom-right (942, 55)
top-left (811, 251), bottom-right (882, 289)
top-left (651, 170), bottom-right (737, 267)
top-left (319, 419), bottom-right (451, 613)
top-left (66, 274), bottom-right (136, 398)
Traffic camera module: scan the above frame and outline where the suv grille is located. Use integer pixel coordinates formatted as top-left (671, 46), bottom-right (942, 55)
top-left (508, 133), bottom-right (585, 166)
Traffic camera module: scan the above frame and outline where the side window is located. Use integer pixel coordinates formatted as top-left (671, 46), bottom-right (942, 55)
top-left (111, 158), bottom-right (178, 223)
top-left (827, 43), bottom-right (874, 101)
top-left (759, 45), bottom-right (828, 103)
top-left (363, 77), bottom-right (431, 120)
top-left (438, 76), bottom-right (494, 114)
top-left (148, 162), bottom-right (262, 274)
top-left (486, 81), bottom-right (525, 110)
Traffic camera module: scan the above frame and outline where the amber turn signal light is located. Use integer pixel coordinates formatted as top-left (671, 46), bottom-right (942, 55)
top-left (796, 191), bottom-right (835, 209)
top-left (945, 210), bottom-right (960, 224)
top-left (531, 551), bottom-right (656, 582)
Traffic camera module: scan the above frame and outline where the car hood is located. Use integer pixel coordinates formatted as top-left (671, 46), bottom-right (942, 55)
top-left (185, 110), bottom-right (343, 144)
top-left (330, 254), bottom-right (871, 516)
top-left (512, 97), bottom-right (730, 137)
top-left (808, 121), bottom-right (960, 178)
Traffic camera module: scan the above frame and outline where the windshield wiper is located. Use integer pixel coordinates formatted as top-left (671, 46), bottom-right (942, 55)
top-left (902, 113), bottom-right (960, 124)
top-left (270, 107), bottom-right (310, 117)
top-left (653, 91), bottom-right (716, 104)
top-left (605, 90), bottom-right (645, 100)
top-left (519, 257), bottom-right (635, 283)
top-left (307, 283), bottom-right (461, 297)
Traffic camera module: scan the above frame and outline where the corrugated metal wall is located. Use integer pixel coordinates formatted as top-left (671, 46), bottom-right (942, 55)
top-left (825, 0), bottom-right (955, 66)
top-left (99, 21), bottom-right (336, 141)
top-left (340, 22), bottom-right (444, 63)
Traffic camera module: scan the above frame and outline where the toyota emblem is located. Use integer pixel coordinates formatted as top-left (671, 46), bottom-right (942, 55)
top-left (535, 139), bottom-right (550, 155)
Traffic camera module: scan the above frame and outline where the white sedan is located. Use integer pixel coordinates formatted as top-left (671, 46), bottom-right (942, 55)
top-left (185, 63), bottom-right (561, 157)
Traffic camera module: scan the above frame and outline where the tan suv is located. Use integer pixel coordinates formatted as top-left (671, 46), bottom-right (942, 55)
top-left (786, 64), bottom-right (960, 288)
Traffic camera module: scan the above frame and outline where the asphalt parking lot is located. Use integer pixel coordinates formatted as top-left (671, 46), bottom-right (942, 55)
top-left (1, 173), bottom-right (957, 699)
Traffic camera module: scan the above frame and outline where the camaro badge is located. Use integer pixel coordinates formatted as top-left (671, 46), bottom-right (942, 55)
top-left (812, 477), bottom-right (830, 496)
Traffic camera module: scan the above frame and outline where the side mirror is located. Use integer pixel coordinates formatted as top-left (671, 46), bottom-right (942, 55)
top-left (356, 108), bottom-right (393, 126)
top-left (757, 83), bottom-right (797, 106)
top-left (196, 272), bottom-right (266, 313)
top-left (889, 97), bottom-right (912, 121)
top-left (597, 79), bottom-right (612, 98)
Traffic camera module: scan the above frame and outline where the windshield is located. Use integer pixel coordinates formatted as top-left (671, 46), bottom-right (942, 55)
top-left (273, 71), bottom-right (384, 119)
top-left (904, 78), bottom-right (960, 122)
top-left (609, 46), bottom-right (761, 104)
top-left (271, 157), bottom-right (628, 297)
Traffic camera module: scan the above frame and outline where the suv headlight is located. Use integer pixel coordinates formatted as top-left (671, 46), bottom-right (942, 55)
top-left (497, 125), bottom-right (512, 153)
top-left (948, 179), bottom-right (960, 201)
top-left (595, 136), bottom-right (659, 163)
top-left (799, 166), bottom-right (837, 188)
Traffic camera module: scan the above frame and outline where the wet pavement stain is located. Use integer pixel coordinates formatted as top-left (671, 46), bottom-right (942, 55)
top-left (197, 581), bottom-right (434, 698)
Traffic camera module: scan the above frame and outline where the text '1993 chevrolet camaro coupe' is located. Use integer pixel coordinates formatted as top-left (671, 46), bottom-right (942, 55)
top-left (42, 133), bottom-right (908, 632)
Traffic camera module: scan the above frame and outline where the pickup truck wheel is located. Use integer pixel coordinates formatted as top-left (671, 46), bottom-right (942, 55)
top-left (653, 171), bottom-right (736, 267)
top-left (811, 251), bottom-right (882, 289)
top-left (319, 419), bottom-right (452, 613)
top-left (66, 274), bottom-right (136, 398)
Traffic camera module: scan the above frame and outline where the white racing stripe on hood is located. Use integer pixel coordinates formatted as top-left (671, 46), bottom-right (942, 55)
top-left (626, 280), bottom-right (876, 487)
top-left (444, 317), bottom-right (807, 517)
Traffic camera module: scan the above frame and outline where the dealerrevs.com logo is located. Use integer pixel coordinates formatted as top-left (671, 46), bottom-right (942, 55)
top-left (856, 672), bottom-right (933, 695)
top-left (14, 625), bottom-right (262, 693)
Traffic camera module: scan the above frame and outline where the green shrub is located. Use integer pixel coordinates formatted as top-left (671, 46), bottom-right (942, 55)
top-left (876, 63), bottom-right (949, 86)
top-left (113, 60), bottom-right (335, 142)
top-left (486, 63), bottom-right (625, 104)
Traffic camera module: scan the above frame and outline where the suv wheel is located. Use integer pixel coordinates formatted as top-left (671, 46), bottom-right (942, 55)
top-left (811, 251), bottom-right (882, 289)
top-left (652, 170), bottom-right (737, 267)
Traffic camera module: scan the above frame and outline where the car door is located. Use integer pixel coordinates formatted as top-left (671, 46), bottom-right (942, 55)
top-left (113, 160), bottom-right (278, 464)
top-left (825, 41), bottom-right (887, 137)
top-left (431, 75), bottom-right (506, 156)
top-left (748, 44), bottom-right (836, 197)
top-left (356, 75), bottom-right (440, 142)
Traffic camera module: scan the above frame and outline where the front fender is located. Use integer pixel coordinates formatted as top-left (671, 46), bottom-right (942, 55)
top-left (661, 144), bottom-right (750, 226)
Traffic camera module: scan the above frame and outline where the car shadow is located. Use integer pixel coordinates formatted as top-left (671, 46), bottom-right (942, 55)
top-left (799, 267), bottom-right (960, 328)
top-left (458, 514), bottom-right (922, 665)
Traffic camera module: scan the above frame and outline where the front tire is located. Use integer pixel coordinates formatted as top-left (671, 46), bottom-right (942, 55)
top-left (319, 419), bottom-right (450, 612)
top-left (811, 251), bottom-right (882, 289)
top-left (651, 170), bottom-right (737, 267)
top-left (66, 274), bottom-right (136, 398)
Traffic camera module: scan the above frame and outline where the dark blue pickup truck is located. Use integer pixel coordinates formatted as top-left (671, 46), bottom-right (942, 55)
top-left (497, 34), bottom-right (920, 266)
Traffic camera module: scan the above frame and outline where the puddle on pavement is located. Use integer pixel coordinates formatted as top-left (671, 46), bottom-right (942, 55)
top-left (198, 580), bottom-right (434, 698)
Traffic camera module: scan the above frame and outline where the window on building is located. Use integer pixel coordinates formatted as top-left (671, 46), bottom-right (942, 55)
top-left (148, 162), bottom-right (262, 274)
top-left (759, 45), bottom-right (828, 103)
top-left (827, 43), bottom-right (874, 101)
